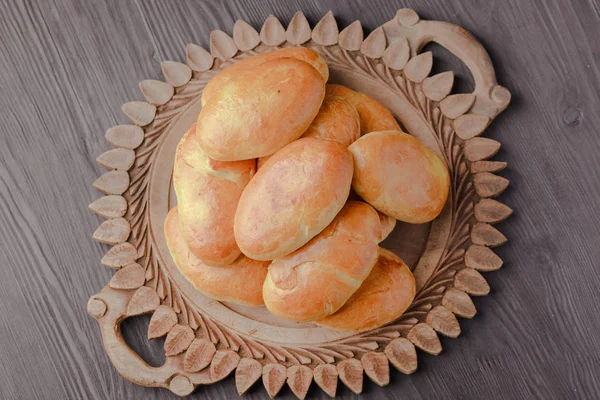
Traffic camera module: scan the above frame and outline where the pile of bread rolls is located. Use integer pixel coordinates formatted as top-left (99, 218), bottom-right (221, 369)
top-left (165, 47), bottom-right (450, 332)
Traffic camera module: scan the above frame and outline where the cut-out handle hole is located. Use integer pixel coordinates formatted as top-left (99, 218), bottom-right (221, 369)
top-left (422, 42), bottom-right (475, 94)
top-left (121, 314), bottom-right (166, 368)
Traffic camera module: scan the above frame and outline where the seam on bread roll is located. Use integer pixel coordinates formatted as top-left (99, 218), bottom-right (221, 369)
top-left (262, 201), bottom-right (382, 322)
top-left (316, 247), bottom-right (416, 332)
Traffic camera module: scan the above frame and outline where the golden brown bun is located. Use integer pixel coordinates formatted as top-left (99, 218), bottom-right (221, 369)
top-left (349, 130), bottom-right (450, 223)
top-left (174, 123), bottom-right (255, 265)
top-left (197, 58), bottom-right (326, 161)
top-left (201, 47), bottom-right (329, 106)
top-left (262, 201), bottom-right (381, 322)
top-left (377, 211), bottom-right (396, 242)
top-left (235, 137), bottom-right (353, 260)
top-left (165, 207), bottom-right (268, 306)
top-left (317, 248), bottom-right (415, 331)
top-left (326, 84), bottom-right (400, 134)
top-left (255, 94), bottom-right (359, 170)
top-left (302, 95), bottom-right (360, 146)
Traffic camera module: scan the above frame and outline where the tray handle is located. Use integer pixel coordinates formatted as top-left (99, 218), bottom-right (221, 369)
top-left (87, 287), bottom-right (212, 396)
top-left (386, 10), bottom-right (511, 118)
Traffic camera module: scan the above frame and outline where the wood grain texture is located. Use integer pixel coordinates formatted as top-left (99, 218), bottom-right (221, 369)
top-left (1, 0), bottom-right (600, 399)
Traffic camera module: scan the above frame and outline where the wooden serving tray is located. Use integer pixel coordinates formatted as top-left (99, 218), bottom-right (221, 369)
top-left (88, 8), bottom-right (511, 398)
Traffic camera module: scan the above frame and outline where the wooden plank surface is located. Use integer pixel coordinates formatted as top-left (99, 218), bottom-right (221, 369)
top-left (1, 0), bottom-right (599, 398)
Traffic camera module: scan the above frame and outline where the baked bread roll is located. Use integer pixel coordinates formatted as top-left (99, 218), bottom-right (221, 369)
top-left (197, 58), bottom-right (326, 161)
top-left (235, 137), bottom-right (353, 260)
top-left (255, 93), bottom-right (360, 169)
top-left (326, 84), bottom-right (400, 134)
top-left (317, 248), bottom-right (415, 331)
top-left (165, 207), bottom-right (268, 306)
top-left (262, 201), bottom-right (381, 322)
top-left (378, 211), bottom-right (396, 242)
top-left (349, 130), bottom-right (450, 223)
top-left (201, 47), bottom-right (329, 106)
top-left (174, 123), bottom-right (254, 265)
top-left (302, 95), bottom-right (360, 146)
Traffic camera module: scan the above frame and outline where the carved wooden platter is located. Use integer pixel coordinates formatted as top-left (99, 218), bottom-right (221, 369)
top-left (88, 8), bottom-right (511, 398)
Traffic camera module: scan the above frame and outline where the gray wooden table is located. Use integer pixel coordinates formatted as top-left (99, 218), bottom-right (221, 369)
top-left (1, 0), bottom-right (599, 399)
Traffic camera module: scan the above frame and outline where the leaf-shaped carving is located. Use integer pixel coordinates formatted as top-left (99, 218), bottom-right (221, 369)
top-left (161, 61), bottom-right (192, 87)
top-left (474, 172), bottom-right (509, 198)
top-left (93, 170), bottom-right (129, 195)
top-left (210, 30), bottom-right (238, 61)
top-left (139, 80), bottom-right (174, 105)
top-left (188, 311), bottom-right (200, 332)
top-left (471, 222), bottom-right (507, 248)
top-left (337, 358), bottom-right (363, 394)
top-left (312, 11), bottom-right (338, 46)
top-left (96, 148), bottom-right (135, 171)
top-left (383, 38), bottom-right (410, 70)
top-left (464, 137), bottom-right (501, 161)
top-left (93, 217), bottom-right (130, 245)
top-left (422, 71), bottom-right (454, 101)
top-left (360, 27), bottom-right (386, 59)
top-left (426, 306), bottom-right (461, 338)
top-left (454, 268), bottom-right (490, 296)
top-left (148, 305), bottom-right (178, 339)
top-left (471, 160), bottom-right (507, 174)
top-left (89, 195), bottom-right (127, 219)
top-left (105, 125), bottom-right (144, 149)
top-left (169, 375), bottom-right (194, 397)
top-left (348, 341), bottom-right (379, 351)
top-left (165, 324), bottom-right (195, 356)
top-left (121, 101), bottom-right (156, 126)
top-left (442, 288), bottom-right (477, 318)
top-left (262, 364), bottom-right (287, 398)
top-left (127, 286), bottom-right (160, 316)
top-left (87, 297), bottom-right (107, 318)
top-left (155, 277), bottom-right (168, 300)
top-left (404, 52), bottom-right (432, 83)
top-left (184, 338), bottom-right (216, 372)
top-left (313, 364), bottom-right (338, 397)
top-left (109, 263), bottom-right (144, 290)
top-left (384, 338), bottom-right (417, 374)
top-left (465, 244), bottom-right (503, 271)
top-left (210, 350), bottom-right (240, 381)
top-left (260, 15), bottom-right (286, 46)
top-left (287, 365), bottom-right (313, 400)
top-left (396, 8), bottom-right (420, 26)
top-left (338, 20), bottom-right (363, 51)
top-left (286, 11), bottom-right (311, 45)
top-left (475, 198), bottom-right (513, 223)
top-left (361, 352), bottom-right (389, 387)
top-left (454, 114), bottom-right (491, 140)
top-left (144, 263), bottom-right (153, 281)
top-left (101, 242), bottom-right (137, 269)
top-left (440, 93), bottom-right (475, 119)
top-left (186, 44), bottom-right (214, 72)
top-left (233, 20), bottom-right (260, 51)
top-left (407, 323), bottom-right (442, 355)
top-left (235, 358), bottom-right (262, 395)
